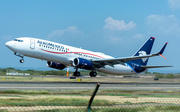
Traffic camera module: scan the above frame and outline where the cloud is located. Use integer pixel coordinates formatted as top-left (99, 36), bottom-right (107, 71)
top-left (2, 35), bottom-right (13, 41)
top-left (104, 17), bottom-right (136, 31)
top-left (48, 26), bottom-right (83, 38)
top-left (132, 34), bottom-right (144, 39)
top-left (146, 14), bottom-right (180, 37)
top-left (106, 35), bottom-right (124, 44)
top-left (168, 0), bottom-right (180, 9)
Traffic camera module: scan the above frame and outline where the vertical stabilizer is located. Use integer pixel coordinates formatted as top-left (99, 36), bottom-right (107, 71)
top-left (131, 37), bottom-right (155, 66)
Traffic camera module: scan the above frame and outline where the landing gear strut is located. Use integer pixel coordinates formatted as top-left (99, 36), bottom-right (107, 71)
top-left (14, 52), bottom-right (24, 63)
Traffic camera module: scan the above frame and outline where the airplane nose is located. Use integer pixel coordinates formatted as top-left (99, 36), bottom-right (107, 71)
top-left (5, 41), bottom-right (10, 47)
top-left (5, 41), bottom-right (13, 49)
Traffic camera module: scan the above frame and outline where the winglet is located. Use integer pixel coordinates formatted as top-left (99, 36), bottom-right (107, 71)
top-left (158, 42), bottom-right (168, 54)
top-left (159, 54), bottom-right (167, 59)
top-left (158, 42), bottom-right (168, 59)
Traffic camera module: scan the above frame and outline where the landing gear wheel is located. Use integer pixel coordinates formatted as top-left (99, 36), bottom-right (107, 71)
top-left (20, 59), bottom-right (24, 63)
top-left (73, 71), bottom-right (80, 77)
top-left (89, 72), bottom-right (97, 77)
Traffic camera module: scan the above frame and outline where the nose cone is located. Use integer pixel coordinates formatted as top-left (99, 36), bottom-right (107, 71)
top-left (5, 41), bottom-right (14, 50)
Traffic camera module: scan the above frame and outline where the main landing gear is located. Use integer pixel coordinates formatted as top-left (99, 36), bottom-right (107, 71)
top-left (89, 71), bottom-right (97, 77)
top-left (73, 68), bottom-right (97, 77)
top-left (73, 68), bottom-right (81, 77)
top-left (14, 52), bottom-right (24, 63)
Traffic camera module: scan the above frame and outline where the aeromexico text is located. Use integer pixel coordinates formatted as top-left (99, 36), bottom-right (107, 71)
top-left (37, 40), bottom-right (67, 50)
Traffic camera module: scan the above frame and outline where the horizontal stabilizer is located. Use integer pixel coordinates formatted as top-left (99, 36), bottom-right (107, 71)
top-left (141, 65), bottom-right (173, 69)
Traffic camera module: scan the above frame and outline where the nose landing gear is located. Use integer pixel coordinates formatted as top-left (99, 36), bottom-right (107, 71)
top-left (14, 52), bottom-right (24, 63)
top-left (20, 59), bottom-right (24, 63)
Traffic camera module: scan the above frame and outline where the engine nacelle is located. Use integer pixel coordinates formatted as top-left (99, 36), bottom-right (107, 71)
top-left (47, 61), bottom-right (66, 70)
top-left (72, 58), bottom-right (93, 70)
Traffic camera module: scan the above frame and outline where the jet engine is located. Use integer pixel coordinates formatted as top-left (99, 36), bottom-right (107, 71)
top-left (72, 58), bottom-right (93, 70)
top-left (47, 61), bottom-right (66, 70)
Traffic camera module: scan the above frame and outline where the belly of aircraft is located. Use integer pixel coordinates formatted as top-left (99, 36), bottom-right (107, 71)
top-left (98, 64), bottom-right (135, 75)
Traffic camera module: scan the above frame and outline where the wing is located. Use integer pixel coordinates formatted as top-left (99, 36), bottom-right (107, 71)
top-left (140, 66), bottom-right (173, 69)
top-left (92, 42), bottom-right (168, 68)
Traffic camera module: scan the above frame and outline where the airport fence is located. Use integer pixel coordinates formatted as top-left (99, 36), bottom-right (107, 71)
top-left (0, 100), bottom-right (180, 112)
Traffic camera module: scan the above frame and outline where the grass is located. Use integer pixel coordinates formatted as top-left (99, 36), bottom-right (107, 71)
top-left (1, 89), bottom-right (180, 98)
top-left (0, 97), bottom-right (116, 106)
top-left (91, 106), bottom-right (180, 112)
top-left (99, 89), bottom-right (180, 98)
top-left (1, 75), bottom-right (180, 84)
top-left (0, 76), bottom-right (92, 82)
top-left (37, 109), bottom-right (86, 112)
top-left (34, 105), bottom-right (180, 112)
top-left (105, 93), bottom-right (180, 98)
top-left (2, 105), bottom-right (180, 112)
top-left (0, 90), bottom-right (180, 111)
top-left (0, 90), bottom-right (49, 94)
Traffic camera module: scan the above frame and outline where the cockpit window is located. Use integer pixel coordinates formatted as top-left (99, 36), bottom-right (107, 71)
top-left (14, 39), bottom-right (23, 42)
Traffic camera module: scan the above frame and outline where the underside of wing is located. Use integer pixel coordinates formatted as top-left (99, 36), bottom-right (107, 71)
top-left (140, 66), bottom-right (173, 69)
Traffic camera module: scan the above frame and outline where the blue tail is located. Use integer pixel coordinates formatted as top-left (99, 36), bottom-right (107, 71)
top-left (130, 36), bottom-right (155, 66)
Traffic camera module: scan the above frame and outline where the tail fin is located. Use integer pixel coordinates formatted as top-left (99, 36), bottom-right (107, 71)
top-left (132, 37), bottom-right (155, 66)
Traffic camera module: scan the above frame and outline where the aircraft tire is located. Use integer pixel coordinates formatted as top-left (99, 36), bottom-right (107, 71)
top-left (89, 72), bottom-right (97, 77)
top-left (20, 59), bottom-right (24, 63)
top-left (73, 71), bottom-right (80, 77)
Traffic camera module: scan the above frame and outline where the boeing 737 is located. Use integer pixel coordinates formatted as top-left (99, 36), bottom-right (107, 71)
top-left (5, 37), bottom-right (171, 77)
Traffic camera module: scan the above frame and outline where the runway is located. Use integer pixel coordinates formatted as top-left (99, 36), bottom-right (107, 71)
top-left (1, 81), bottom-right (180, 90)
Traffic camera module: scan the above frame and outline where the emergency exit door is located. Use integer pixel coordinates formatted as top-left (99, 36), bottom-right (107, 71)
top-left (30, 39), bottom-right (35, 49)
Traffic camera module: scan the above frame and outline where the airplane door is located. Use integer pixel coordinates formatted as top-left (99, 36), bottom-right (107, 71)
top-left (30, 39), bottom-right (35, 49)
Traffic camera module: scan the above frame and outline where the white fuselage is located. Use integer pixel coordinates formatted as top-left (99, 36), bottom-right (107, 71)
top-left (6, 37), bottom-right (136, 75)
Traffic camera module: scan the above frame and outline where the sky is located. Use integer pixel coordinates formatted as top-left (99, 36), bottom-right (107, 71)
top-left (0, 0), bottom-right (179, 73)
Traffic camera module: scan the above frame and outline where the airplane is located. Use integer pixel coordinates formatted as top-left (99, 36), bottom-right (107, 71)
top-left (5, 36), bottom-right (172, 77)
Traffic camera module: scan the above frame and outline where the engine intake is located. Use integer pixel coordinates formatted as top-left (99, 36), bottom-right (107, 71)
top-left (73, 58), bottom-right (93, 70)
top-left (47, 61), bottom-right (66, 70)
